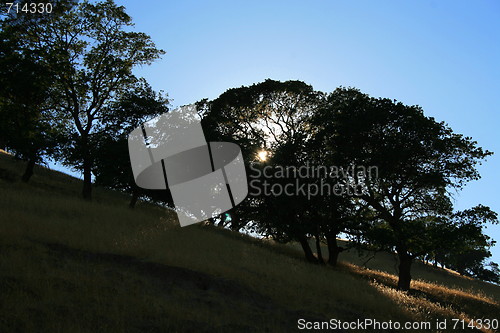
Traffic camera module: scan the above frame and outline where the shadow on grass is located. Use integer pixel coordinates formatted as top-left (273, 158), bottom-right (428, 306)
top-left (23, 239), bottom-right (331, 332)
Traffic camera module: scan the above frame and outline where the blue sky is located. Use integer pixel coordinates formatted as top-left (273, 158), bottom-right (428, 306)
top-left (57, 0), bottom-right (500, 264)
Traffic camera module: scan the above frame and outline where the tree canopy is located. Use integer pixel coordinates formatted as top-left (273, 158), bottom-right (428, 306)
top-left (1, 0), bottom-right (164, 199)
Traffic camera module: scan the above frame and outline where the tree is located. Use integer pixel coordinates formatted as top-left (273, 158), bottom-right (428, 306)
top-left (306, 116), bottom-right (374, 266)
top-left (314, 87), bottom-right (492, 290)
top-left (199, 79), bottom-right (325, 261)
top-left (0, 1), bottom-right (70, 181)
top-left (431, 205), bottom-right (498, 279)
top-left (92, 79), bottom-right (172, 207)
top-left (317, 195), bottom-right (369, 266)
top-left (251, 148), bottom-right (320, 263)
top-left (474, 262), bottom-right (500, 284)
top-left (4, 0), bottom-right (164, 199)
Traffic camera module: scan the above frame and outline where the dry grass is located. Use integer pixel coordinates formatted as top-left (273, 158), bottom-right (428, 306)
top-left (336, 240), bottom-right (500, 303)
top-left (341, 262), bottom-right (499, 332)
top-left (1, 152), bottom-right (499, 332)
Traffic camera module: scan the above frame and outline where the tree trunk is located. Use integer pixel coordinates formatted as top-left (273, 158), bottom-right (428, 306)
top-left (82, 146), bottom-right (92, 200)
top-left (22, 157), bottom-right (36, 182)
top-left (129, 188), bottom-right (139, 208)
top-left (298, 235), bottom-right (318, 263)
top-left (397, 250), bottom-right (413, 291)
top-left (315, 233), bottom-right (325, 265)
top-left (230, 212), bottom-right (241, 231)
top-left (326, 232), bottom-right (344, 266)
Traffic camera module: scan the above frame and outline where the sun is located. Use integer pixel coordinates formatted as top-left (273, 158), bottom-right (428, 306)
top-left (257, 150), bottom-right (268, 161)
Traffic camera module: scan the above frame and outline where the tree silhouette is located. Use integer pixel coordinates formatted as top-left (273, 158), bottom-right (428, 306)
top-left (3, 0), bottom-right (164, 199)
top-left (92, 79), bottom-right (173, 208)
top-left (199, 79), bottom-right (325, 261)
top-left (0, 22), bottom-right (66, 181)
top-left (314, 87), bottom-right (492, 290)
top-left (435, 205), bottom-right (498, 278)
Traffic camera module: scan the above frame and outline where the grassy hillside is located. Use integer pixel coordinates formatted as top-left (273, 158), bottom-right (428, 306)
top-left (0, 151), bottom-right (498, 332)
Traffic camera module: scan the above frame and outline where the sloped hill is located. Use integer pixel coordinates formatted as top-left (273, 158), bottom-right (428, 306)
top-left (0, 151), bottom-right (498, 332)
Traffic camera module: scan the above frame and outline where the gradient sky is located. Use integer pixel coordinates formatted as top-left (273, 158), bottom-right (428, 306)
top-left (55, 0), bottom-right (500, 264)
